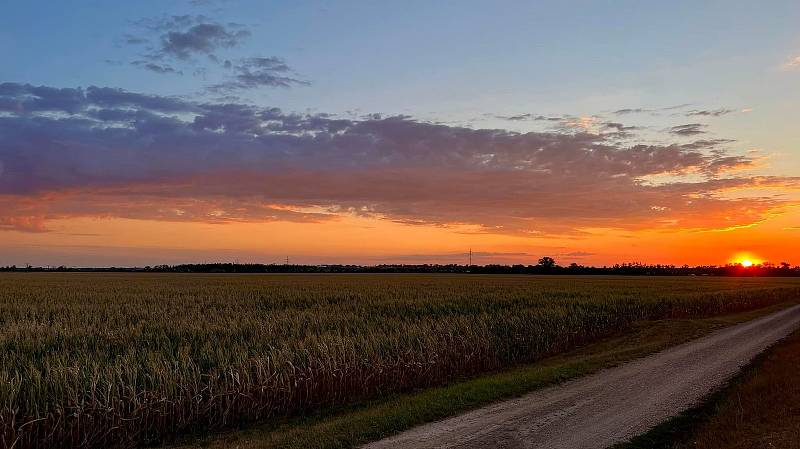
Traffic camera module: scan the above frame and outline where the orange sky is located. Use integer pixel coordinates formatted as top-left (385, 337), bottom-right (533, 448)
top-left (2, 205), bottom-right (798, 267)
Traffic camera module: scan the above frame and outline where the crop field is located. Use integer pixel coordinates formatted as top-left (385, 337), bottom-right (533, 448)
top-left (1, 274), bottom-right (799, 449)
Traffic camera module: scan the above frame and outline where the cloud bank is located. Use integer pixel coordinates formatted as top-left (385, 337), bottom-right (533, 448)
top-left (0, 82), bottom-right (796, 235)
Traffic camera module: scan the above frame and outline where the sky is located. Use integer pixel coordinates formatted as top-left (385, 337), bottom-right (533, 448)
top-left (1, 0), bottom-right (799, 267)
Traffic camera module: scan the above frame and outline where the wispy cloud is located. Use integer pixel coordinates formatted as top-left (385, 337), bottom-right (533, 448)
top-left (670, 123), bottom-right (707, 136)
top-left (784, 56), bottom-right (800, 68)
top-left (209, 57), bottom-right (309, 91)
top-left (685, 108), bottom-right (734, 117)
top-left (612, 104), bottom-right (692, 116)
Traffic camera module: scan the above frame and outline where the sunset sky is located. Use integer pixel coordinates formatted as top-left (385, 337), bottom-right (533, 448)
top-left (1, 0), bottom-right (799, 266)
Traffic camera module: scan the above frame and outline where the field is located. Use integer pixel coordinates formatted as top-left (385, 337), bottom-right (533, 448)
top-left (1, 274), bottom-right (799, 449)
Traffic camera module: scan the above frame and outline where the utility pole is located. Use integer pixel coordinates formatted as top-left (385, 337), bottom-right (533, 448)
top-left (469, 248), bottom-right (472, 266)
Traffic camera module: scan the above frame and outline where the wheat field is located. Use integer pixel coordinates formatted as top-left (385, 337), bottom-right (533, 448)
top-left (1, 273), bottom-right (799, 449)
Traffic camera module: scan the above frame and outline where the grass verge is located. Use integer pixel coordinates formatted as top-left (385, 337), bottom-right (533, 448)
top-left (618, 326), bottom-right (800, 449)
top-left (168, 301), bottom-right (797, 449)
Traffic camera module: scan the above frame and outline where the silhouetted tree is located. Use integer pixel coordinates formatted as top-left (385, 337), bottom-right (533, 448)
top-left (538, 257), bottom-right (556, 269)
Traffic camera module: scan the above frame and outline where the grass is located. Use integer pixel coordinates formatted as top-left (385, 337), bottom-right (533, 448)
top-left (170, 303), bottom-right (797, 449)
top-left (620, 327), bottom-right (800, 449)
top-left (1, 274), bottom-right (799, 449)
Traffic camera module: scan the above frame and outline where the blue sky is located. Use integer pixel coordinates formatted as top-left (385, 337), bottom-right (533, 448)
top-left (4, 1), bottom-right (799, 119)
top-left (3, 0), bottom-right (798, 167)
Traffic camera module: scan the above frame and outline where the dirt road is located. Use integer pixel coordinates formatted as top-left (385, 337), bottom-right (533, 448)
top-left (364, 304), bottom-right (800, 449)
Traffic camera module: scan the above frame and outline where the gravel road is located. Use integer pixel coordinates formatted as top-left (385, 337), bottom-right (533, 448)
top-left (364, 304), bottom-right (800, 449)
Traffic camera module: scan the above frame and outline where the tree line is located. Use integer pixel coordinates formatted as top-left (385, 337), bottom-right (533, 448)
top-left (2, 259), bottom-right (799, 276)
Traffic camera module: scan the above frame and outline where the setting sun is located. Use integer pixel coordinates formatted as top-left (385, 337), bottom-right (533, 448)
top-left (731, 252), bottom-right (764, 267)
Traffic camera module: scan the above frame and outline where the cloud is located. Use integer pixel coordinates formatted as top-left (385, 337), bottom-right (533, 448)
top-left (612, 104), bottom-right (692, 116)
top-left (613, 108), bottom-right (650, 115)
top-left (561, 251), bottom-right (595, 257)
top-left (121, 15), bottom-right (306, 90)
top-left (493, 115), bottom-right (638, 137)
top-left (702, 155), bottom-right (755, 174)
top-left (495, 113), bottom-right (533, 121)
top-left (601, 121), bottom-right (639, 135)
top-left (670, 123), bottom-right (707, 136)
top-left (685, 108), bottom-right (734, 117)
top-left (0, 214), bottom-right (49, 233)
top-left (131, 61), bottom-right (182, 74)
top-left (0, 82), bottom-right (796, 235)
top-left (159, 22), bottom-right (250, 60)
top-left (678, 139), bottom-right (735, 150)
top-left (210, 57), bottom-right (309, 91)
top-left (784, 56), bottom-right (800, 68)
top-left (124, 15), bottom-right (251, 71)
top-left (492, 113), bottom-right (564, 122)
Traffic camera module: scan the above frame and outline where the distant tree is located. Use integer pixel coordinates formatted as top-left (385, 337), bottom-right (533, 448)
top-left (538, 257), bottom-right (556, 269)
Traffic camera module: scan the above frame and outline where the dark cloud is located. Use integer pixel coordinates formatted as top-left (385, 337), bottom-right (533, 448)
top-left (121, 15), bottom-right (305, 88)
top-left (128, 15), bottom-right (250, 60)
top-left (210, 57), bottom-right (309, 91)
top-left (601, 122), bottom-right (639, 135)
top-left (702, 155), bottom-right (754, 174)
top-left (494, 114), bottom-right (564, 122)
top-left (613, 104), bottom-right (692, 115)
top-left (160, 22), bottom-right (250, 60)
top-left (679, 139), bottom-right (735, 150)
top-left (0, 82), bottom-right (795, 234)
top-left (685, 108), bottom-right (734, 117)
top-left (534, 115), bottom-right (564, 122)
top-left (613, 108), bottom-right (650, 115)
top-left (123, 15), bottom-right (251, 73)
top-left (495, 113), bottom-right (532, 121)
top-left (670, 123), bottom-right (707, 136)
top-left (131, 61), bottom-right (181, 74)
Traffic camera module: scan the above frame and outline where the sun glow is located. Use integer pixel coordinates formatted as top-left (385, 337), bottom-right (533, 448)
top-left (731, 252), bottom-right (763, 267)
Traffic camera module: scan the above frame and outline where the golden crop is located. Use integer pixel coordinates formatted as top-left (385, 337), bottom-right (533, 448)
top-left (1, 273), bottom-right (798, 449)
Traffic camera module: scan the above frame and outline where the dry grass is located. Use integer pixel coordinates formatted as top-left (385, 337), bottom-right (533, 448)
top-left (1, 273), bottom-right (799, 449)
top-left (675, 330), bottom-right (800, 449)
